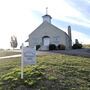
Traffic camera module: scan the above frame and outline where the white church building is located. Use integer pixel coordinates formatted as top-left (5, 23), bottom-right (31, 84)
top-left (26, 12), bottom-right (72, 50)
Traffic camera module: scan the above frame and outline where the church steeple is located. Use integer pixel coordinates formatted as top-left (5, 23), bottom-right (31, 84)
top-left (42, 7), bottom-right (52, 23)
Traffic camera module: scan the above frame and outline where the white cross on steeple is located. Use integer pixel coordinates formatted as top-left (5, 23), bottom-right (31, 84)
top-left (46, 7), bottom-right (48, 15)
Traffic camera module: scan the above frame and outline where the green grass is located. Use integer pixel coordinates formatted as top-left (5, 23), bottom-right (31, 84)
top-left (83, 44), bottom-right (90, 48)
top-left (0, 57), bottom-right (21, 76)
top-left (0, 54), bottom-right (90, 90)
top-left (0, 50), bottom-right (21, 57)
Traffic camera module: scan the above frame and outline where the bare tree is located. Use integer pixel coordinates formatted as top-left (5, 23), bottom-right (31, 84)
top-left (10, 35), bottom-right (18, 49)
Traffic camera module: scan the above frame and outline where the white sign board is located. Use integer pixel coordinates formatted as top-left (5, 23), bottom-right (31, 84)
top-left (22, 47), bottom-right (36, 65)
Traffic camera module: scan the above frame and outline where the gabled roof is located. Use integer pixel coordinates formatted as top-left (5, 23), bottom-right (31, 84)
top-left (25, 39), bottom-right (29, 42)
top-left (29, 21), bottom-right (68, 37)
top-left (42, 14), bottom-right (52, 19)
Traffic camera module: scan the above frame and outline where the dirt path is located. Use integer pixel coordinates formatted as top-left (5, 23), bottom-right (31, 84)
top-left (0, 54), bottom-right (21, 59)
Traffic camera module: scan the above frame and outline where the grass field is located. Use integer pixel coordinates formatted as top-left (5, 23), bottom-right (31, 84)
top-left (0, 50), bottom-right (21, 57)
top-left (83, 44), bottom-right (90, 48)
top-left (0, 54), bottom-right (90, 90)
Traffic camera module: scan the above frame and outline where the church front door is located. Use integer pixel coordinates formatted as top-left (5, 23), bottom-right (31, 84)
top-left (42, 36), bottom-right (50, 46)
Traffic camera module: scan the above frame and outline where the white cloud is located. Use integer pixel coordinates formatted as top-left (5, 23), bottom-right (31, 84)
top-left (61, 27), bottom-right (90, 44)
top-left (85, 0), bottom-right (90, 3)
top-left (0, 0), bottom-right (90, 48)
top-left (45, 1), bottom-right (90, 28)
top-left (32, 0), bottom-right (90, 28)
top-left (59, 16), bottom-right (90, 28)
top-left (72, 30), bottom-right (90, 44)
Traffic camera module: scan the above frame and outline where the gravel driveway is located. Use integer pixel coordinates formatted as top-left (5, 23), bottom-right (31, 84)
top-left (37, 48), bottom-right (90, 58)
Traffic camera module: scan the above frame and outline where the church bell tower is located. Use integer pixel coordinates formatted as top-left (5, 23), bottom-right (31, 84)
top-left (42, 7), bottom-right (52, 23)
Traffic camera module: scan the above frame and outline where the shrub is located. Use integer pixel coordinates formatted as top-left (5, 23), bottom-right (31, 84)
top-left (0, 66), bottom-right (46, 89)
top-left (49, 44), bottom-right (56, 50)
top-left (57, 44), bottom-right (65, 50)
top-left (36, 45), bottom-right (40, 50)
top-left (72, 44), bottom-right (82, 49)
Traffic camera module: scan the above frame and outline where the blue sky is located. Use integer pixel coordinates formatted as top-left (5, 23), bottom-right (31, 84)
top-left (0, 0), bottom-right (90, 49)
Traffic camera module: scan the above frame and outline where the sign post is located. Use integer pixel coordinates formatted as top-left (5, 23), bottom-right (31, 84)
top-left (21, 44), bottom-right (24, 79)
top-left (21, 44), bottom-right (36, 79)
